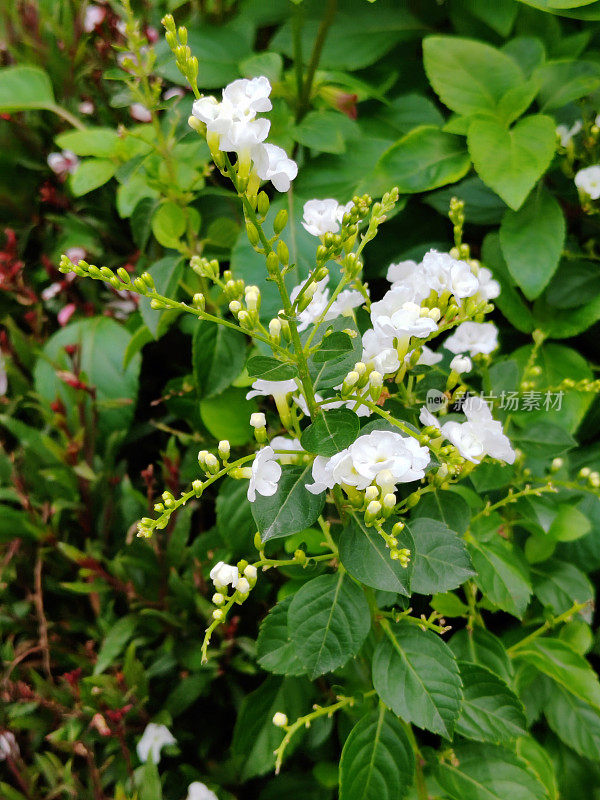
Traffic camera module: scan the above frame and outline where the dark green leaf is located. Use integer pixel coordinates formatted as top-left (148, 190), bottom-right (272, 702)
top-left (246, 356), bottom-right (297, 381)
top-left (409, 518), bottom-right (475, 594)
top-left (252, 464), bottom-right (325, 542)
top-left (456, 662), bottom-right (527, 743)
top-left (300, 408), bottom-right (360, 457)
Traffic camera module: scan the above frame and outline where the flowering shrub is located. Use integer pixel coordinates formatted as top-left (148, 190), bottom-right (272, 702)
top-left (2, 1), bottom-right (600, 799)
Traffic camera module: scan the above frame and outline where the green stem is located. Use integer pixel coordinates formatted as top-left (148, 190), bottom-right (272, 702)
top-left (507, 601), bottom-right (588, 656)
top-left (292, 1), bottom-right (305, 104)
top-left (296, 0), bottom-right (338, 121)
top-left (46, 103), bottom-right (85, 130)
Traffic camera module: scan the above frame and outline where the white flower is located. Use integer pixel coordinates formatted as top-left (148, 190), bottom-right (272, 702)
top-left (246, 378), bottom-right (297, 402)
top-left (302, 199), bottom-right (342, 237)
top-left (327, 289), bottom-right (365, 318)
top-left (290, 277), bottom-right (330, 331)
top-left (336, 201), bottom-right (354, 224)
top-left (450, 354), bottom-right (472, 373)
top-left (83, 4), bottom-right (106, 32)
top-left (421, 250), bottom-right (479, 299)
top-left (222, 77), bottom-right (272, 115)
top-left (557, 120), bottom-right (582, 147)
top-left (410, 345), bottom-right (443, 367)
top-left (186, 782), bottom-right (219, 800)
top-left (473, 266), bottom-right (500, 301)
top-left (444, 322), bottom-right (498, 356)
top-left (78, 100), bottom-right (95, 115)
top-left (136, 723), bottom-right (176, 764)
top-left (0, 731), bottom-right (17, 761)
top-left (306, 430), bottom-right (429, 494)
top-left (250, 412), bottom-right (266, 428)
top-left (371, 288), bottom-right (438, 341)
top-left (419, 406), bottom-right (440, 429)
top-left (440, 397), bottom-right (515, 464)
top-left (362, 328), bottom-right (400, 375)
top-left (270, 435), bottom-right (303, 464)
top-left (248, 446), bottom-right (282, 501)
top-left (130, 103), bottom-right (152, 122)
top-left (348, 430), bottom-right (430, 487)
top-left (251, 143), bottom-right (297, 192)
top-left (47, 150), bottom-right (79, 176)
top-left (219, 118), bottom-right (270, 154)
top-left (575, 165), bottom-right (600, 200)
top-left (293, 391), bottom-right (344, 417)
top-left (210, 561), bottom-right (239, 590)
top-left (65, 246), bottom-right (87, 263)
top-left (386, 260), bottom-right (428, 302)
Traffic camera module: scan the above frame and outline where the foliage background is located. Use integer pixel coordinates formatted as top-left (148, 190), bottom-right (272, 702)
top-left (2, 0), bottom-right (600, 798)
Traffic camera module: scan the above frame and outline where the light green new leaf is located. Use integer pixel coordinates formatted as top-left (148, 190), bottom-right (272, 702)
top-left (499, 186), bottom-right (565, 300)
top-left (251, 464), bottom-right (325, 542)
top-left (423, 36), bottom-right (525, 116)
top-left (435, 743), bottom-right (549, 800)
top-left (339, 512), bottom-right (414, 595)
top-left (456, 662), bottom-right (527, 743)
top-left (246, 356), bottom-right (296, 381)
top-left (0, 65), bottom-right (54, 112)
top-left (151, 201), bottom-right (186, 249)
top-left (288, 572), bottom-right (370, 678)
top-left (56, 127), bottom-right (120, 158)
top-left (468, 538), bottom-right (532, 618)
top-left (408, 517), bottom-right (474, 594)
top-left (200, 387), bottom-right (256, 446)
top-left (70, 159), bottom-right (117, 197)
top-left (339, 706), bottom-right (414, 800)
top-left (375, 126), bottom-right (471, 194)
top-left (372, 622), bottom-right (462, 738)
top-left (535, 59), bottom-right (600, 111)
top-left (468, 115), bottom-right (556, 210)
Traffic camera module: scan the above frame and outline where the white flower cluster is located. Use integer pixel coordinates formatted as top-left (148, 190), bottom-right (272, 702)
top-left (420, 396), bottom-right (515, 464)
top-left (575, 165), bottom-right (600, 200)
top-left (302, 198), bottom-right (354, 237)
top-left (210, 561), bottom-right (257, 596)
top-left (192, 77), bottom-right (297, 191)
top-left (306, 429), bottom-right (430, 495)
top-left (290, 275), bottom-right (365, 332)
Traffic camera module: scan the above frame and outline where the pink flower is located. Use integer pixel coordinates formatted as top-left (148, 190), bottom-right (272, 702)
top-left (83, 4), bottom-right (106, 32)
top-left (47, 151), bottom-right (79, 178)
top-left (58, 303), bottom-right (76, 326)
top-left (130, 103), bottom-right (152, 123)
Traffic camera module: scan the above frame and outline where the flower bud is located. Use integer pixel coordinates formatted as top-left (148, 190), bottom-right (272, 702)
top-left (244, 564), bottom-right (257, 581)
top-left (214, 441), bottom-right (229, 462)
top-left (229, 300), bottom-right (242, 316)
top-left (273, 209), bottom-right (288, 235)
top-left (550, 457), bottom-right (563, 472)
top-left (257, 191), bottom-right (270, 217)
top-left (212, 592), bottom-right (225, 605)
top-left (365, 500), bottom-right (382, 524)
top-left (204, 453), bottom-right (219, 474)
top-left (266, 251), bottom-right (280, 276)
top-left (192, 479), bottom-right (203, 496)
top-left (250, 412), bottom-right (266, 429)
top-left (369, 371), bottom-right (383, 400)
top-left (364, 486), bottom-right (378, 502)
top-left (342, 371), bottom-right (360, 394)
top-left (277, 239), bottom-right (289, 265)
top-left (237, 577), bottom-right (250, 595)
top-left (449, 354), bottom-right (472, 374)
top-left (246, 222), bottom-right (260, 247)
top-left (269, 318), bottom-right (281, 342)
top-left (238, 310), bottom-right (252, 329)
top-left (212, 608), bottom-right (225, 621)
top-left (383, 493), bottom-right (396, 510)
top-left (273, 712), bottom-right (288, 728)
top-left (193, 293), bottom-right (205, 310)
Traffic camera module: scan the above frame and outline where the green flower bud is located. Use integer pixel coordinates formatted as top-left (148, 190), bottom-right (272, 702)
top-left (246, 222), bottom-right (260, 247)
top-left (277, 239), bottom-right (289, 266)
top-left (273, 209), bottom-right (288, 235)
top-left (257, 191), bottom-right (270, 217)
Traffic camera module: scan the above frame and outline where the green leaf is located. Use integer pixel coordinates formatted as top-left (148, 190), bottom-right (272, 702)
top-left (300, 409), bottom-right (360, 457)
top-left (256, 596), bottom-right (307, 676)
top-left (339, 512), bottom-right (414, 595)
top-left (411, 489), bottom-right (471, 534)
top-left (151, 201), bottom-right (186, 249)
top-left (232, 676), bottom-right (309, 780)
top-left (131, 197), bottom-right (159, 251)
top-left (138, 256), bottom-right (183, 338)
top-left (288, 572), bottom-right (370, 678)
top-left (309, 318), bottom-right (363, 392)
top-left (499, 186), bottom-right (565, 299)
top-left (425, 176), bottom-right (508, 226)
top-left (246, 356), bottom-right (297, 381)
top-left (435, 743), bottom-right (549, 800)
top-left (423, 36), bottom-right (524, 116)
top-left (138, 761), bottom-right (163, 800)
top-left (193, 322), bottom-right (246, 398)
top-left (545, 686), bottom-right (600, 761)
top-left (339, 706), bottom-right (415, 800)
top-left (216, 477), bottom-right (257, 553)
top-left (200, 387), bottom-right (256, 446)
top-left (516, 737), bottom-right (558, 800)
top-left (0, 506), bottom-right (43, 542)
top-left (0, 65), bottom-right (54, 112)
top-left (311, 331), bottom-right (353, 362)
top-left (456, 662), bottom-right (527, 743)
top-left (70, 159), bottom-right (117, 197)
top-left (294, 110), bottom-right (360, 154)
top-left (409, 517), bottom-right (474, 594)
top-left (251, 464), bottom-right (325, 542)
top-left (55, 127), bottom-right (120, 157)
top-left (468, 114), bottom-right (556, 210)
top-left (372, 622), bottom-right (462, 737)
top-left (532, 560), bottom-right (593, 615)
top-left (481, 232), bottom-right (535, 333)
top-left (515, 637), bottom-right (600, 709)
top-left (535, 59), bottom-right (600, 110)
top-left (450, 628), bottom-right (513, 683)
top-left (375, 126), bottom-right (471, 194)
top-left (548, 504), bottom-right (591, 541)
top-left (468, 538), bottom-right (532, 618)
top-left (94, 615), bottom-right (138, 674)
top-left (34, 317), bottom-right (141, 438)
